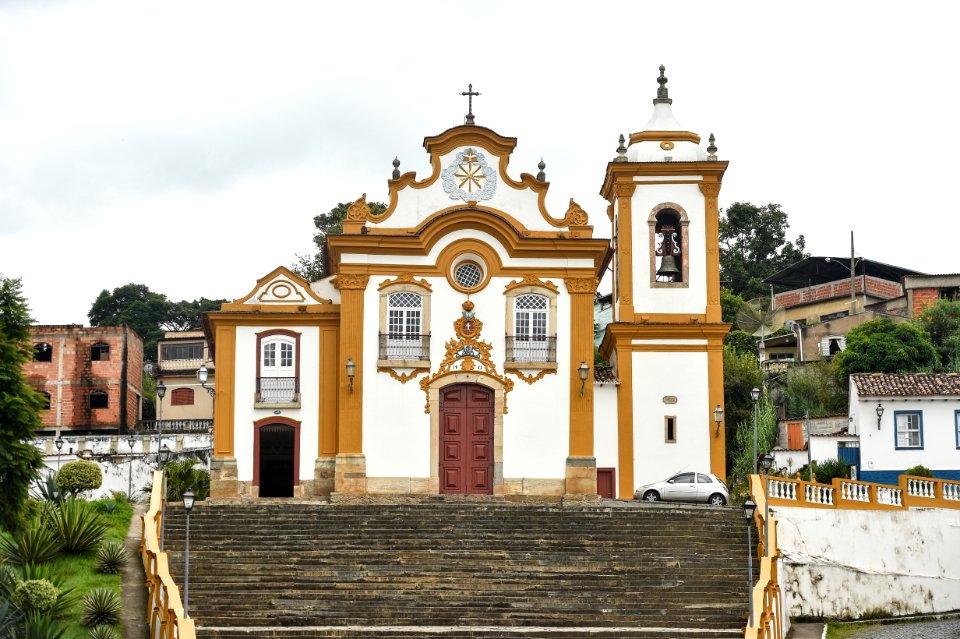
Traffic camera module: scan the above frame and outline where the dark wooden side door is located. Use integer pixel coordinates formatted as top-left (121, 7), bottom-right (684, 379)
top-left (597, 467), bottom-right (616, 499)
top-left (439, 384), bottom-right (493, 494)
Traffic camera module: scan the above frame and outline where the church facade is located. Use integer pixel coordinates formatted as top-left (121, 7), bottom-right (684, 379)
top-left (204, 69), bottom-right (730, 500)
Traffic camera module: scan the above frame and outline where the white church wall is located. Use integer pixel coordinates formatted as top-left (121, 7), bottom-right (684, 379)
top-left (776, 506), bottom-right (960, 619)
top-left (629, 183), bottom-right (707, 315)
top-left (502, 373), bottom-right (568, 479)
top-left (631, 350), bottom-right (711, 488)
top-left (233, 325), bottom-right (321, 483)
top-left (594, 384), bottom-right (619, 474)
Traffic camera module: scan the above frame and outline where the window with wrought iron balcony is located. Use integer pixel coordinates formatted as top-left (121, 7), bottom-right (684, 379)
top-left (505, 293), bottom-right (557, 367)
top-left (255, 331), bottom-right (301, 408)
top-left (378, 333), bottom-right (431, 365)
top-left (377, 291), bottom-right (431, 367)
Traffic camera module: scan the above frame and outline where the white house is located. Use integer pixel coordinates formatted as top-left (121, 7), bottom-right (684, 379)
top-left (849, 373), bottom-right (960, 484)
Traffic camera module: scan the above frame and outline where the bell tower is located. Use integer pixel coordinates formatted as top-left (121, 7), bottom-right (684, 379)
top-left (599, 66), bottom-right (731, 498)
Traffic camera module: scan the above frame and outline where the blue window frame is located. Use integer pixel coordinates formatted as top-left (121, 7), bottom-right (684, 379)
top-left (894, 410), bottom-right (923, 450)
top-left (955, 410), bottom-right (960, 449)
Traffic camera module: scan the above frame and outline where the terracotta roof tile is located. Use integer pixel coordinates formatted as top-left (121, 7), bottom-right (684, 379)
top-left (594, 365), bottom-right (619, 385)
top-left (851, 373), bottom-right (960, 397)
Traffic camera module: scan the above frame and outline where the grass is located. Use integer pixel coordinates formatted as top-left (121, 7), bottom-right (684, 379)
top-left (826, 622), bottom-right (881, 639)
top-left (2, 497), bottom-right (134, 639)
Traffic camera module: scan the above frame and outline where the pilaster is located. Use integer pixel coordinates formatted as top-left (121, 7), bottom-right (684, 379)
top-left (699, 180), bottom-right (723, 323)
top-left (333, 273), bottom-right (369, 493)
top-left (614, 182), bottom-right (637, 322)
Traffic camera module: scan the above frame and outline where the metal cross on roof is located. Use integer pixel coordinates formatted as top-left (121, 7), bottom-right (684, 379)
top-left (460, 83), bottom-right (480, 125)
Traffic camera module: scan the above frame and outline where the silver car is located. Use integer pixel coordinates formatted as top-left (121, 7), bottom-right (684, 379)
top-left (635, 472), bottom-right (729, 506)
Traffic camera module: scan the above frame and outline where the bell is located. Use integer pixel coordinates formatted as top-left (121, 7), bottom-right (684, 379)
top-left (657, 254), bottom-right (680, 279)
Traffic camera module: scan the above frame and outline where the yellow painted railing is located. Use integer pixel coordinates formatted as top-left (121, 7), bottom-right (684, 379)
top-left (140, 470), bottom-right (196, 639)
top-left (745, 474), bottom-right (783, 639)
top-left (744, 473), bottom-right (960, 638)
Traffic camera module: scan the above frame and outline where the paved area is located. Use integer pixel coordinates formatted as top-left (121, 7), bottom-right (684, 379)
top-left (789, 622), bottom-right (825, 639)
top-left (845, 618), bottom-right (960, 638)
top-left (121, 503), bottom-right (148, 639)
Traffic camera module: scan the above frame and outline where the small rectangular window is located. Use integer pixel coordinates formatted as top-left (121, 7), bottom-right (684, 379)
top-left (171, 388), bottom-right (194, 406)
top-left (955, 411), bottom-right (959, 449)
top-left (895, 411), bottom-right (923, 449)
top-left (91, 342), bottom-right (110, 361)
top-left (665, 416), bottom-right (677, 443)
top-left (160, 343), bottom-right (204, 360)
top-left (34, 343), bottom-right (53, 362)
top-left (89, 391), bottom-right (109, 409)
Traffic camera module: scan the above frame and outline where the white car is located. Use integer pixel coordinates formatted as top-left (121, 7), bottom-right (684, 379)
top-left (635, 472), bottom-right (729, 506)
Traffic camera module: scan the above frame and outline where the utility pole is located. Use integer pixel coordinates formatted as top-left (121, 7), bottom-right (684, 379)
top-left (849, 231), bottom-right (856, 316)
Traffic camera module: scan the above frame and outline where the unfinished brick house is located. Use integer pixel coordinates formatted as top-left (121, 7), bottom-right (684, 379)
top-left (24, 325), bottom-right (144, 434)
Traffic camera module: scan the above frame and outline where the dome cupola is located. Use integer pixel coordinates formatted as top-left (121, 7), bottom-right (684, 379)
top-left (626, 66), bottom-right (707, 163)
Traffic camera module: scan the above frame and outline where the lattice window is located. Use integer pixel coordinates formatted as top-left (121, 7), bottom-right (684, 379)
top-left (387, 292), bottom-right (422, 337)
top-left (263, 343), bottom-right (276, 368)
top-left (280, 342), bottom-right (293, 367)
top-left (454, 262), bottom-right (483, 289)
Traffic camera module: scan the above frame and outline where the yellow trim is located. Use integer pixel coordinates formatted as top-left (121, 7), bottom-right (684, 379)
top-left (700, 180), bottom-right (723, 322)
top-left (708, 345), bottom-right (726, 481)
top-left (320, 327), bottom-right (339, 457)
top-left (566, 277), bottom-right (597, 458)
top-left (448, 257), bottom-right (490, 294)
top-left (629, 130), bottom-right (702, 145)
top-left (503, 274), bottom-right (558, 294)
top-left (659, 141), bottom-right (675, 151)
top-left (228, 265), bottom-right (332, 307)
top-left (600, 162), bottom-right (728, 201)
top-left (327, 207), bottom-right (608, 274)
top-left (334, 275), bottom-right (368, 455)
top-left (378, 274), bottom-right (432, 292)
top-left (615, 344), bottom-right (634, 499)
top-left (212, 324), bottom-right (236, 459)
top-left (614, 183), bottom-right (636, 321)
top-left (371, 125), bottom-right (589, 233)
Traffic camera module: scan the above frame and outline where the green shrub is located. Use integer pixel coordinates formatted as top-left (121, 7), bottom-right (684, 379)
top-left (95, 541), bottom-right (127, 574)
top-left (35, 472), bottom-right (66, 505)
top-left (96, 501), bottom-right (118, 515)
top-left (21, 612), bottom-right (69, 639)
top-left (18, 564), bottom-right (79, 620)
top-left (14, 579), bottom-right (59, 613)
top-left (812, 458), bottom-right (850, 483)
top-left (56, 460), bottom-right (103, 497)
top-left (88, 624), bottom-right (120, 639)
top-left (0, 518), bottom-right (63, 565)
top-left (46, 499), bottom-right (107, 553)
top-left (0, 598), bottom-right (24, 638)
top-left (904, 465), bottom-right (934, 478)
top-left (164, 458), bottom-right (211, 501)
top-left (80, 588), bottom-right (122, 628)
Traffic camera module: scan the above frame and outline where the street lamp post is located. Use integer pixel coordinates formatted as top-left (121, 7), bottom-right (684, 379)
top-left (751, 387), bottom-right (761, 475)
top-left (54, 435), bottom-right (64, 471)
top-left (743, 498), bottom-right (758, 627)
top-left (156, 379), bottom-right (166, 444)
top-left (127, 434), bottom-right (136, 500)
top-left (182, 487), bottom-right (196, 617)
top-left (158, 443), bottom-right (172, 550)
top-left (825, 231), bottom-right (862, 317)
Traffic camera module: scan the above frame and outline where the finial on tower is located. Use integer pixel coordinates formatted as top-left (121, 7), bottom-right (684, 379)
top-left (392, 157), bottom-right (401, 179)
top-left (536, 158), bottom-right (546, 182)
top-left (707, 134), bottom-right (718, 161)
top-left (653, 65), bottom-right (672, 105)
top-left (461, 83), bottom-right (481, 125)
top-left (614, 134), bottom-right (628, 162)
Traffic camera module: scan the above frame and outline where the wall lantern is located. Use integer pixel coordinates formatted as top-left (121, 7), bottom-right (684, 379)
top-left (577, 361), bottom-right (589, 397)
top-left (876, 402), bottom-right (884, 430)
top-left (713, 404), bottom-right (724, 437)
top-left (346, 358), bottom-right (356, 392)
top-left (198, 363), bottom-right (215, 396)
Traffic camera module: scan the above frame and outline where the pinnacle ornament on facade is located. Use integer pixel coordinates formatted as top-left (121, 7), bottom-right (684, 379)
top-left (614, 134), bottom-right (628, 162)
top-left (653, 65), bottom-right (672, 105)
top-left (707, 134), bottom-right (718, 161)
top-left (392, 157), bottom-right (401, 179)
top-left (536, 158), bottom-right (546, 182)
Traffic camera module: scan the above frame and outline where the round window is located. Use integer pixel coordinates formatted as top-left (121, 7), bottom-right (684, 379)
top-left (454, 261), bottom-right (484, 290)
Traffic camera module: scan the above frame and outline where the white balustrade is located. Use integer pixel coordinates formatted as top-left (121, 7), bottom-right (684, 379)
top-left (768, 479), bottom-right (798, 501)
top-left (876, 486), bottom-right (903, 506)
top-left (907, 478), bottom-right (936, 499)
top-left (805, 484), bottom-right (834, 505)
top-left (840, 481), bottom-right (870, 502)
top-left (943, 482), bottom-right (960, 502)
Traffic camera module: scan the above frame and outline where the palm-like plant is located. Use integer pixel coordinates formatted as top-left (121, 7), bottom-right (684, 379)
top-left (95, 541), bottom-right (126, 574)
top-left (0, 518), bottom-right (63, 565)
top-left (163, 458), bottom-right (210, 501)
top-left (46, 499), bottom-right (107, 553)
top-left (80, 589), bottom-right (122, 628)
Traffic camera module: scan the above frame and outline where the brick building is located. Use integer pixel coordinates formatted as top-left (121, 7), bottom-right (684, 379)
top-left (24, 325), bottom-right (144, 434)
top-left (902, 274), bottom-right (960, 317)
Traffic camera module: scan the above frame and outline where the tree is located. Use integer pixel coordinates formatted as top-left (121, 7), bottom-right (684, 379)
top-left (722, 345), bottom-right (763, 475)
top-left (720, 287), bottom-right (745, 324)
top-left (163, 298), bottom-right (227, 332)
top-left (0, 276), bottom-right (44, 532)
top-left (783, 359), bottom-right (848, 419)
top-left (719, 202), bottom-right (808, 300)
top-left (291, 199), bottom-right (388, 281)
top-left (88, 284), bottom-right (169, 358)
top-left (834, 317), bottom-right (939, 384)
top-left (915, 298), bottom-right (960, 372)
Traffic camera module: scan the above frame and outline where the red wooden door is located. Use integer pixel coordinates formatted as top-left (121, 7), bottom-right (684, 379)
top-left (787, 421), bottom-right (804, 450)
top-left (597, 468), bottom-right (616, 499)
top-left (440, 384), bottom-right (493, 494)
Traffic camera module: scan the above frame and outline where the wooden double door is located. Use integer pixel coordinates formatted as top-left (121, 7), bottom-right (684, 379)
top-left (439, 384), bottom-right (494, 494)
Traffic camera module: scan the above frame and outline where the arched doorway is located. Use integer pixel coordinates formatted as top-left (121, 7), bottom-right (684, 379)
top-left (439, 383), bottom-right (494, 494)
top-left (253, 418), bottom-right (300, 497)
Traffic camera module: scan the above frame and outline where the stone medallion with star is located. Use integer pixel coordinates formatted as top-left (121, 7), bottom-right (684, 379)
top-left (441, 147), bottom-right (497, 202)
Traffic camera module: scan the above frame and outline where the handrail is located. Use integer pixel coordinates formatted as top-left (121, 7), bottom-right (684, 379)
top-left (745, 474), bottom-right (783, 639)
top-left (140, 470), bottom-right (196, 639)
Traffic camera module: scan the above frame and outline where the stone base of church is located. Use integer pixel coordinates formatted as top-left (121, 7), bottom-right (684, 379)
top-left (312, 457), bottom-right (336, 496)
top-left (563, 456), bottom-right (599, 499)
top-left (209, 456), bottom-right (240, 498)
top-left (333, 453), bottom-right (367, 494)
top-left (496, 478), bottom-right (565, 499)
top-left (365, 477), bottom-right (439, 494)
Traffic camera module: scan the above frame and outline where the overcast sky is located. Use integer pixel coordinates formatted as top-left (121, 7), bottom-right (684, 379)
top-left (1, 1), bottom-right (958, 325)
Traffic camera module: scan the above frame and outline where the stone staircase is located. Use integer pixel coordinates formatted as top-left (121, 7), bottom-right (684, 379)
top-left (162, 500), bottom-right (751, 638)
